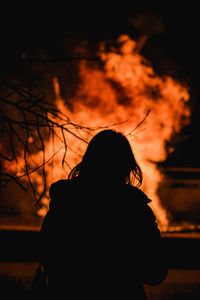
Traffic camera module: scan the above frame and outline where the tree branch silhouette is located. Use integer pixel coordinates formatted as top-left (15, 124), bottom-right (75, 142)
top-left (0, 76), bottom-right (92, 205)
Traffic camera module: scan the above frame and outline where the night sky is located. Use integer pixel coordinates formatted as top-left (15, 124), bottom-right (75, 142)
top-left (1, 4), bottom-right (200, 167)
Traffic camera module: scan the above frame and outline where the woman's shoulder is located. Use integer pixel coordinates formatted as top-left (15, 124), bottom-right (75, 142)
top-left (124, 185), bottom-right (157, 221)
top-left (125, 184), bottom-right (151, 205)
top-left (49, 179), bottom-right (77, 199)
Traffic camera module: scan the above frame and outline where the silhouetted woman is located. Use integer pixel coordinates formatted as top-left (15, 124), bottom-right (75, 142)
top-left (40, 129), bottom-right (168, 299)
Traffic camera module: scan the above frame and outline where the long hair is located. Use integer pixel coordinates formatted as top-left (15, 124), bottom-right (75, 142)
top-left (68, 130), bottom-right (142, 187)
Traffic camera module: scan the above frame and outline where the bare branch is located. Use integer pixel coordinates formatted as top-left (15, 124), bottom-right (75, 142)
top-left (127, 109), bottom-right (151, 136)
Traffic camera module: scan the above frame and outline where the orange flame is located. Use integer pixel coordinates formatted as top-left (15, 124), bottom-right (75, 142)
top-left (3, 35), bottom-right (190, 231)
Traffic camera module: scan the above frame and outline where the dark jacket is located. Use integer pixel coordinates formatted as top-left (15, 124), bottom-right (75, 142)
top-left (40, 179), bottom-right (168, 299)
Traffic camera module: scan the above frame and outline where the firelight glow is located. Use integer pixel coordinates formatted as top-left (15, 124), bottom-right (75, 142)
top-left (4, 35), bottom-right (190, 231)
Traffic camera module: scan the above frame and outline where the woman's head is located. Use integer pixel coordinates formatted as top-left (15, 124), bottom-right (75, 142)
top-left (68, 129), bottom-right (142, 186)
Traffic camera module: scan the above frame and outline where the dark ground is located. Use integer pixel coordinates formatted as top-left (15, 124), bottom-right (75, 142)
top-left (1, 216), bottom-right (200, 298)
top-left (0, 262), bottom-right (200, 299)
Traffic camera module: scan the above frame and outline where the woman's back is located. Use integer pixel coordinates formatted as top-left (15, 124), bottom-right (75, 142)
top-left (41, 178), bottom-right (167, 298)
